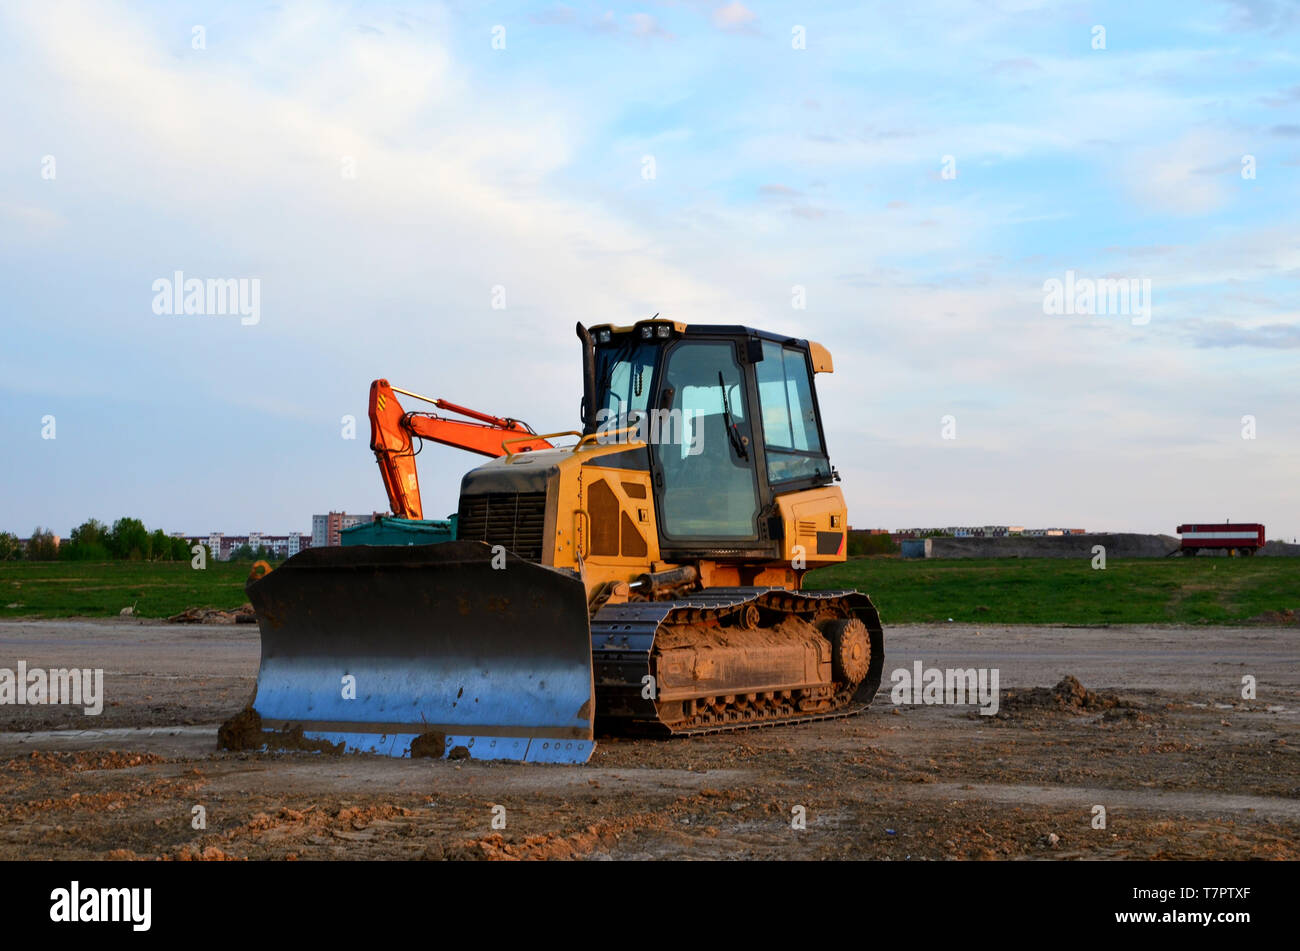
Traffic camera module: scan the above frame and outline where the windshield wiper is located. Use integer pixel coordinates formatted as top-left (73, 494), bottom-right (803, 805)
top-left (718, 372), bottom-right (748, 461)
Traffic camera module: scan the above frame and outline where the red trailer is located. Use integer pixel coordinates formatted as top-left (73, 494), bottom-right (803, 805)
top-left (1176, 522), bottom-right (1265, 556)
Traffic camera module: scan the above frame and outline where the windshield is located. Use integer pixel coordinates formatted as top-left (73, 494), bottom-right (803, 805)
top-left (651, 340), bottom-right (760, 539)
top-left (594, 340), bottom-right (659, 430)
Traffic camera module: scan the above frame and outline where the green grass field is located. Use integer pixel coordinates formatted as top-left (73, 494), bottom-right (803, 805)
top-left (806, 556), bottom-right (1300, 625)
top-left (1, 556), bottom-right (1296, 625)
top-left (0, 561), bottom-right (255, 619)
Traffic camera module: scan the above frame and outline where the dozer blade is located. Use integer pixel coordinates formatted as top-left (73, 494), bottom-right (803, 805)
top-left (243, 541), bottom-right (595, 764)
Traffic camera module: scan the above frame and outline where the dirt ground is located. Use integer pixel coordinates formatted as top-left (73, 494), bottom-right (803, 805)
top-left (0, 618), bottom-right (1295, 860)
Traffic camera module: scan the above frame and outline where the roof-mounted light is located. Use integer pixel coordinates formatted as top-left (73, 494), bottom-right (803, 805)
top-left (636, 320), bottom-right (678, 341)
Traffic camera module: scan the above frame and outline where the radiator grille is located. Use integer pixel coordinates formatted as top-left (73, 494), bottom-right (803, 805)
top-left (456, 492), bottom-right (548, 562)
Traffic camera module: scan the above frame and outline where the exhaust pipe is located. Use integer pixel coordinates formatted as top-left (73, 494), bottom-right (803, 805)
top-left (577, 322), bottom-right (596, 435)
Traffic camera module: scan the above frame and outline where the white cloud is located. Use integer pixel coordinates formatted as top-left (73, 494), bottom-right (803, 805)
top-left (713, 2), bottom-right (758, 32)
top-left (0, 202), bottom-right (63, 239)
top-left (1124, 133), bottom-right (1240, 215)
top-left (629, 13), bottom-right (672, 38)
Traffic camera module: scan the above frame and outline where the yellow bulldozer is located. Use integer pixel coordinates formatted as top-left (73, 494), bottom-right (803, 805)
top-left (235, 319), bottom-right (884, 763)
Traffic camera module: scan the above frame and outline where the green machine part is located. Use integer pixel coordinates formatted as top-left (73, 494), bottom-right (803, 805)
top-left (340, 515), bottom-right (457, 547)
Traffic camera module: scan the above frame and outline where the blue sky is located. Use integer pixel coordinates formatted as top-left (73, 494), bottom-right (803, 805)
top-left (1, 0), bottom-right (1298, 539)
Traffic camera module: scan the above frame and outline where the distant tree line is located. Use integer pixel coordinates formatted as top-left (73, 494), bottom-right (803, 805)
top-left (228, 543), bottom-right (279, 562)
top-left (0, 519), bottom-right (290, 563)
top-left (0, 518), bottom-right (203, 562)
top-left (846, 532), bottom-right (899, 557)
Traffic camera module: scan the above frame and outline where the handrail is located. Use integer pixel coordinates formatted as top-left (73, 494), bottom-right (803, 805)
top-left (502, 425), bottom-right (650, 459)
top-left (502, 430), bottom-right (581, 458)
top-left (503, 426), bottom-right (650, 458)
top-left (572, 508), bottom-right (589, 561)
top-left (576, 425), bottom-right (647, 450)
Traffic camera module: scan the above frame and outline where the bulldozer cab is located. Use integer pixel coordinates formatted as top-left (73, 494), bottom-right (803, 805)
top-left (586, 320), bottom-right (836, 554)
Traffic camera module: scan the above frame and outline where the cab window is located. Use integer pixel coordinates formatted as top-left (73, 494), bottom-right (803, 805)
top-left (756, 342), bottom-right (829, 483)
top-left (595, 339), bottom-right (657, 429)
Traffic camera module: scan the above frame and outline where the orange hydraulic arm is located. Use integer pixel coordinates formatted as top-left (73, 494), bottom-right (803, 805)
top-left (369, 379), bottom-right (552, 520)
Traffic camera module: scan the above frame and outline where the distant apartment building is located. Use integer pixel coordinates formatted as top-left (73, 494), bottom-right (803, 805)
top-left (183, 530), bottom-right (312, 561)
top-left (177, 515), bottom-right (390, 561)
top-left (312, 511), bottom-right (383, 547)
top-left (237, 533), bottom-right (313, 559)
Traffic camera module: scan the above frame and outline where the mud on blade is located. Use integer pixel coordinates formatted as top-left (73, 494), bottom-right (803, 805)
top-left (242, 541), bottom-right (595, 763)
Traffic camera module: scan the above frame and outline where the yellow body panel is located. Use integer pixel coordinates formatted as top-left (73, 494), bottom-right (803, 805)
top-left (511, 440), bottom-right (660, 592)
top-left (807, 341), bottom-right (834, 373)
top-left (777, 486), bottom-right (848, 569)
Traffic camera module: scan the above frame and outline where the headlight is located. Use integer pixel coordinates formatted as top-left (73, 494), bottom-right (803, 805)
top-left (656, 324), bottom-right (671, 338)
top-left (640, 325), bottom-right (653, 339)
top-left (596, 329), bottom-right (611, 343)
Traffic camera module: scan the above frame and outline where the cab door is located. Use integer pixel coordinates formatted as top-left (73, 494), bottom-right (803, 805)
top-left (649, 339), bottom-right (762, 544)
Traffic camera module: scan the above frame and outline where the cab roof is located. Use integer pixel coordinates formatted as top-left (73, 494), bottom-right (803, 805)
top-left (587, 320), bottom-right (833, 372)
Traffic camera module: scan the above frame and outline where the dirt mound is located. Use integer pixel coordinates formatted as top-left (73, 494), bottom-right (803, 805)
top-left (431, 814), bottom-right (669, 861)
top-left (169, 846), bottom-right (243, 861)
top-left (1247, 609), bottom-right (1299, 625)
top-left (168, 604), bottom-right (256, 624)
top-left (410, 732), bottom-right (446, 758)
top-left (4, 750), bottom-right (166, 774)
top-left (218, 707), bottom-right (344, 754)
top-left (0, 776), bottom-right (204, 823)
top-left (230, 803), bottom-right (412, 838)
top-left (433, 829), bottom-right (615, 861)
top-left (999, 675), bottom-right (1138, 716)
top-left (217, 706), bottom-right (263, 750)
